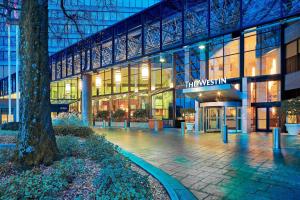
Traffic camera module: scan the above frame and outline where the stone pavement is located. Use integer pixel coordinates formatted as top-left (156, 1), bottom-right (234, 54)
top-left (94, 128), bottom-right (300, 200)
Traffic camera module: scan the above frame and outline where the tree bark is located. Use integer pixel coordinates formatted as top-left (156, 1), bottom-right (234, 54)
top-left (18, 0), bottom-right (58, 166)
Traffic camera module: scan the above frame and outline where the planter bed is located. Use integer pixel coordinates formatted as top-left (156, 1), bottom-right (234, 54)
top-left (0, 133), bottom-right (170, 200)
top-left (130, 122), bottom-right (149, 129)
top-left (110, 121), bottom-right (126, 128)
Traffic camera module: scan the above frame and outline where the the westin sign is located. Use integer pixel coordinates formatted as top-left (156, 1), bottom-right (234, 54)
top-left (185, 78), bottom-right (227, 88)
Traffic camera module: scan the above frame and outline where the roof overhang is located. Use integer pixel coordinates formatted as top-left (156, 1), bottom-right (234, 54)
top-left (182, 84), bottom-right (243, 102)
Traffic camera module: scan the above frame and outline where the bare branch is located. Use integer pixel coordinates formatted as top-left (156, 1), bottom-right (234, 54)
top-left (60, 0), bottom-right (84, 39)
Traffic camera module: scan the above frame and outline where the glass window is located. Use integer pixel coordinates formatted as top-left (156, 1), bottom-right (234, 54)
top-left (152, 91), bottom-right (173, 120)
top-left (244, 27), bottom-right (280, 77)
top-left (251, 80), bottom-right (280, 103)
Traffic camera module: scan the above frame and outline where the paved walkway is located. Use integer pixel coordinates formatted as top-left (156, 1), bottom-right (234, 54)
top-left (94, 128), bottom-right (300, 200)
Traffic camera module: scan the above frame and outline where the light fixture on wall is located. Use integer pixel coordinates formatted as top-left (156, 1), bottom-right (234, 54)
top-left (271, 59), bottom-right (277, 74)
top-left (252, 67), bottom-right (256, 76)
top-left (234, 84), bottom-right (239, 90)
top-left (65, 83), bottom-right (71, 94)
top-left (95, 76), bottom-right (102, 88)
top-left (199, 93), bottom-right (202, 97)
top-left (217, 91), bottom-right (221, 96)
top-left (79, 80), bottom-right (82, 90)
top-left (198, 44), bottom-right (205, 50)
top-left (115, 70), bottom-right (121, 84)
top-left (159, 55), bottom-right (165, 63)
top-left (141, 63), bottom-right (149, 80)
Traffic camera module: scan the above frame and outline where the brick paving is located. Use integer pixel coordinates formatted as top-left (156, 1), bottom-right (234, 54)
top-left (94, 128), bottom-right (300, 200)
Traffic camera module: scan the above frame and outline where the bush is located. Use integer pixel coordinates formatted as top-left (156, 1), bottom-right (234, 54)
top-left (0, 168), bottom-right (67, 199)
top-left (0, 157), bottom-right (85, 199)
top-left (52, 112), bottom-right (84, 126)
top-left (93, 156), bottom-right (153, 200)
top-left (83, 135), bottom-right (116, 162)
top-left (56, 136), bottom-right (82, 157)
top-left (54, 126), bottom-right (93, 138)
top-left (112, 109), bottom-right (126, 122)
top-left (95, 110), bottom-right (109, 121)
top-left (1, 122), bottom-right (20, 131)
top-left (132, 109), bottom-right (148, 122)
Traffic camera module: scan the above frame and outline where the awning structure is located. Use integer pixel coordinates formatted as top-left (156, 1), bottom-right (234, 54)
top-left (182, 84), bottom-right (243, 102)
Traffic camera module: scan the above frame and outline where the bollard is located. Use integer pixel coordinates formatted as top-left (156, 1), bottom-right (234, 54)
top-left (154, 120), bottom-right (158, 132)
top-left (102, 120), bottom-right (106, 128)
top-left (181, 122), bottom-right (185, 135)
top-left (124, 120), bottom-right (127, 129)
top-left (223, 125), bottom-right (228, 143)
top-left (273, 128), bottom-right (280, 150)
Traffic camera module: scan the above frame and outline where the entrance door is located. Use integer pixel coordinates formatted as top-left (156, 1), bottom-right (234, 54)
top-left (256, 107), bottom-right (279, 132)
top-left (206, 107), bottom-right (222, 132)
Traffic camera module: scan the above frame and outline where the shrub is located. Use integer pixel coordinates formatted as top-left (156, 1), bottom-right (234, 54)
top-left (0, 148), bottom-right (15, 163)
top-left (56, 136), bottom-right (82, 157)
top-left (132, 109), bottom-right (148, 122)
top-left (52, 112), bottom-right (84, 126)
top-left (83, 135), bottom-right (116, 162)
top-left (1, 122), bottom-right (20, 131)
top-left (54, 126), bottom-right (93, 138)
top-left (0, 157), bottom-right (85, 199)
top-left (112, 109), bottom-right (126, 122)
top-left (0, 168), bottom-right (68, 199)
top-left (95, 110), bottom-right (109, 121)
top-left (93, 156), bottom-right (153, 200)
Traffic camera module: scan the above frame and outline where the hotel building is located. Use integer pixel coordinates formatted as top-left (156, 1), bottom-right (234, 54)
top-left (1, 0), bottom-right (300, 133)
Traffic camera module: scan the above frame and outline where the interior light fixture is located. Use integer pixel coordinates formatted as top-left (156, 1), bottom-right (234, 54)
top-left (217, 91), bottom-right (221, 96)
top-left (141, 63), bottom-right (149, 80)
top-left (95, 76), bottom-right (102, 88)
top-left (65, 83), bottom-right (71, 94)
top-left (115, 70), bottom-right (121, 84)
top-left (199, 93), bottom-right (202, 97)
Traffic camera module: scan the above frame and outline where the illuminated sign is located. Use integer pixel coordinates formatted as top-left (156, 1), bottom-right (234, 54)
top-left (185, 78), bottom-right (227, 88)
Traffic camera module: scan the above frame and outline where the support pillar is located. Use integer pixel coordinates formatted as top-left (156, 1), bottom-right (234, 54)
top-left (241, 77), bottom-right (251, 133)
top-left (81, 74), bottom-right (92, 126)
top-left (194, 100), bottom-right (199, 133)
top-left (15, 25), bottom-right (20, 122)
top-left (8, 24), bottom-right (12, 122)
top-left (184, 47), bottom-right (190, 83)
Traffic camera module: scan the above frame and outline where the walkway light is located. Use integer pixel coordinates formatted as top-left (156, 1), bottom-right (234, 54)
top-left (65, 83), bottom-right (71, 94)
top-left (141, 63), bottom-right (149, 80)
top-left (198, 44), bottom-right (205, 50)
top-left (115, 70), bottom-right (121, 84)
top-left (95, 76), bottom-right (101, 88)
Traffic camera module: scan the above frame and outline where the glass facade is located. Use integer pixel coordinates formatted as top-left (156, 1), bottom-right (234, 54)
top-left (1, 0), bottom-right (300, 131)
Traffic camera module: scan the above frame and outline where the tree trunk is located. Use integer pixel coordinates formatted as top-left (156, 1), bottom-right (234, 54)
top-left (18, 0), bottom-right (58, 166)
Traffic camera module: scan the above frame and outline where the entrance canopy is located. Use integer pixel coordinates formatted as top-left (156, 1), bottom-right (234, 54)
top-left (182, 84), bottom-right (243, 102)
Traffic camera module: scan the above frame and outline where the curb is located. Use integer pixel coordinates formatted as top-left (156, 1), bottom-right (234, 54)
top-left (0, 143), bottom-right (16, 149)
top-left (118, 148), bottom-right (197, 200)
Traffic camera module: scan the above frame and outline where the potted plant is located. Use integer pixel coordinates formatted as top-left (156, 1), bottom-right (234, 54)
top-left (281, 97), bottom-right (300, 135)
top-left (111, 109), bottom-right (126, 128)
top-left (94, 110), bottom-right (109, 127)
top-left (181, 108), bottom-right (196, 131)
top-left (130, 109), bottom-right (149, 128)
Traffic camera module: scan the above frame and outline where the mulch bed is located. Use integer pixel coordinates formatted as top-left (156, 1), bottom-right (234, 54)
top-left (0, 155), bottom-right (170, 200)
top-left (0, 135), bottom-right (17, 144)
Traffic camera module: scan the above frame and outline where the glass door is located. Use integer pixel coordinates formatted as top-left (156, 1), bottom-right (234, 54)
top-left (206, 107), bottom-right (222, 132)
top-left (257, 108), bottom-right (267, 131)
